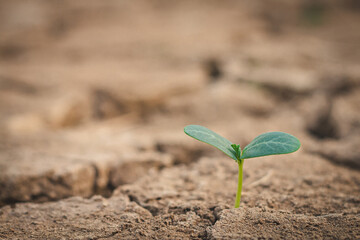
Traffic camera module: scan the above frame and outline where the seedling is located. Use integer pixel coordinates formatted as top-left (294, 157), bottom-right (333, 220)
top-left (184, 125), bottom-right (300, 208)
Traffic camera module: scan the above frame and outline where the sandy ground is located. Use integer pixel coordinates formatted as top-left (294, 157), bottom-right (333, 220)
top-left (0, 0), bottom-right (359, 239)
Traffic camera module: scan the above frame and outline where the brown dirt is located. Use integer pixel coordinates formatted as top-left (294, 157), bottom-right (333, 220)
top-left (1, 0), bottom-right (359, 239)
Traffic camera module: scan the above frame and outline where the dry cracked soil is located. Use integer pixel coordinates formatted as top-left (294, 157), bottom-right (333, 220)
top-left (0, 0), bottom-right (360, 239)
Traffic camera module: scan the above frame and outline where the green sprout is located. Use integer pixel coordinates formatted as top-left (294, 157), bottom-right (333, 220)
top-left (184, 125), bottom-right (301, 208)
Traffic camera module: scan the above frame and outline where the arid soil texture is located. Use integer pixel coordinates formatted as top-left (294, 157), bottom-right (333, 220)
top-left (0, 0), bottom-right (359, 239)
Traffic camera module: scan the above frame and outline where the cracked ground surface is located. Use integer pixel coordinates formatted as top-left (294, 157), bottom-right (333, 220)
top-left (1, 0), bottom-right (360, 239)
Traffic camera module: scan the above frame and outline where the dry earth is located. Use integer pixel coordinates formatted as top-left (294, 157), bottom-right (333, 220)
top-left (0, 0), bottom-right (359, 239)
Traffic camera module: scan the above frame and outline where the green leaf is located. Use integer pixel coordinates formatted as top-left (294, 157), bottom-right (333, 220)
top-left (231, 144), bottom-right (241, 160)
top-left (241, 132), bottom-right (300, 159)
top-left (184, 125), bottom-right (237, 160)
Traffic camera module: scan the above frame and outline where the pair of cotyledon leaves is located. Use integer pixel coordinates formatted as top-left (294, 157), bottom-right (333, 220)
top-left (184, 125), bottom-right (300, 160)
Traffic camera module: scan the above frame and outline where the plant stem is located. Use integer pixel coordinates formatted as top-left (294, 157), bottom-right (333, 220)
top-left (234, 159), bottom-right (244, 208)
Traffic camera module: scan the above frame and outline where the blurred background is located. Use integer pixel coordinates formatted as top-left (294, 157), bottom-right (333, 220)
top-left (0, 0), bottom-right (359, 205)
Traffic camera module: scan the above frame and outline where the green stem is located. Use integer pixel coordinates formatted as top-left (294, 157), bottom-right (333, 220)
top-left (234, 159), bottom-right (244, 208)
